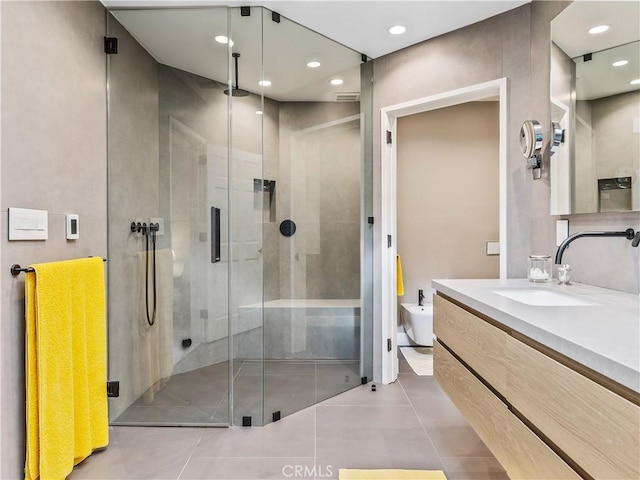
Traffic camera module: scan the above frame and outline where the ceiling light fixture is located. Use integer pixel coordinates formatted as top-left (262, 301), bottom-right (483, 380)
top-left (307, 61), bottom-right (321, 68)
top-left (388, 25), bottom-right (406, 35)
top-left (588, 25), bottom-right (610, 35)
top-left (258, 80), bottom-right (272, 87)
top-left (256, 110), bottom-right (263, 115)
top-left (612, 60), bottom-right (629, 67)
top-left (330, 79), bottom-right (344, 86)
top-left (630, 78), bottom-right (640, 85)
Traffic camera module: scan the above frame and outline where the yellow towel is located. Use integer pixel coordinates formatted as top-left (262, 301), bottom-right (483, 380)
top-left (25, 257), bottom-right (109, 480)
top-left (339, 469), bottom-right (447, 479)
top-left (396, 254), bottom-right (405, 296)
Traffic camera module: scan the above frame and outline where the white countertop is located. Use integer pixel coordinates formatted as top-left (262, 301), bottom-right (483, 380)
top-left (432, 278), bottom-right (640, 393)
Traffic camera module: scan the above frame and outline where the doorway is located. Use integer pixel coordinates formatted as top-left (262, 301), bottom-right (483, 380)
top-left (380, 78), bottom-right (508, 383)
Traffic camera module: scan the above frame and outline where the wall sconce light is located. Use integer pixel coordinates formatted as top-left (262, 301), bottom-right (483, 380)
top-left (519, 120), bottom-right (543, 179)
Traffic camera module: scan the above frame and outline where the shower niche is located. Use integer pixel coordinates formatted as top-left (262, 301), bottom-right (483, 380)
top-left (105, 5), bottom-right (371, 427)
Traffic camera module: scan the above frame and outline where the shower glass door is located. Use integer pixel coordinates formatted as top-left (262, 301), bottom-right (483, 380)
top-left (259, 10), bottom-right (366, 424)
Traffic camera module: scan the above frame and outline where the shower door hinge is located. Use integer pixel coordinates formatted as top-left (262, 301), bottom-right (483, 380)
top-left (107, 381), bottom-right (120, 398)
top-left (387, 338), bottom-right (392, 352)
top-left (104, 37), bottom-right (118, 55)
top-left (386, 130), bottom-right (392, 144)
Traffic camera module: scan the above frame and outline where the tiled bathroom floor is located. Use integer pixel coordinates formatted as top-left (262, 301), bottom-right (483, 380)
top-left (70, 355), bottom-right (509, 480)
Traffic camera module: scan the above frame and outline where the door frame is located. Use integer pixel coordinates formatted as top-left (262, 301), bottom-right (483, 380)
top-left (379, 78), bottom-right (508, 384)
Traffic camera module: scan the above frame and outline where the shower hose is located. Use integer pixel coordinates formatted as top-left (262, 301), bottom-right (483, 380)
top-left (144, 223), bottom-right (158, 326)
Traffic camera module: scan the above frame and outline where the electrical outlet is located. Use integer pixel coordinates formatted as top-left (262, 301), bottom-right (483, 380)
top-left (556, 220), bottom-right (569, 246)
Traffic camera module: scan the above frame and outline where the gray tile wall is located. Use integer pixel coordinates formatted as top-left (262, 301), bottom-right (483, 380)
top-left (0, 2), bottom-right (107, 478)
top-left (373, 2), bottom-right (564, 286)
top-left (558, 212), bottom-right (640, 293)
top-left (277, 102), bottom-right (361, 300)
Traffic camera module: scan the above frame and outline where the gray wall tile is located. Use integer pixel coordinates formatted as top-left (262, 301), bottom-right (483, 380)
top-left (0, 2), bottom-right (107, 477)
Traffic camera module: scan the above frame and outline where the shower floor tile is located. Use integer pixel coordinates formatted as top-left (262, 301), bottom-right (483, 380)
top-left (113, 359), bottom-right (360, 426)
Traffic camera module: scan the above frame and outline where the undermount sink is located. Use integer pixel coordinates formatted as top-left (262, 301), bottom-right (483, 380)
top-left (492, 288), bottom-right (597, 306)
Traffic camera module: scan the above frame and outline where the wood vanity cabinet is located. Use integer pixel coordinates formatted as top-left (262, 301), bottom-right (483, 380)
top-left (433, 293), bottom-right (640, 480)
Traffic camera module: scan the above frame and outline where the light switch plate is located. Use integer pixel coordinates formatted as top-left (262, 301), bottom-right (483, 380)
top-left (8, 207), bottom-right (48, 240)
top-left (556, 219), bottom-right (569, 246)
top-left (486, 241), bottom-right (500, 256)
top-left (66, 214), bottom-right (79, 240)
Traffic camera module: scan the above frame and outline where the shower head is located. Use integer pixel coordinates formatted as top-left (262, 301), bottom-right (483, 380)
top-left (224, 52), bottom-right (250, 97)
top-left (224, 87), bottom-right (250, 97)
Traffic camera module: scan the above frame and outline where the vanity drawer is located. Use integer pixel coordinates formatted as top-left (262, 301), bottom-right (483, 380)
top-left (505, 335), bottom-right (640, 479)
top-left (434, 295), bottom-right (509, 392)
top-left (434, 341), bottom-right (581, 480)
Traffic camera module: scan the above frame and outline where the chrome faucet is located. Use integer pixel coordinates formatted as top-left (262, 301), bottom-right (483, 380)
top-left (418, 289), bottom-right (425, 306)
top-left (555, 228), bottom-right (638, 265)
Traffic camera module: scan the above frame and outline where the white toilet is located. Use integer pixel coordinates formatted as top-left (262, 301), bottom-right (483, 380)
top-left (400, 303), bottom-right (434, 347)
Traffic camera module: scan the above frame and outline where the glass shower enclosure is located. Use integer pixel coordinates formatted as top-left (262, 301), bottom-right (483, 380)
top-left (106, 5), bottom-right (372, 427)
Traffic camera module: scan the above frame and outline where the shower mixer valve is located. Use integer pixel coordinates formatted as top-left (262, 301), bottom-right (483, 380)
top-left (130, 221), bottom-right (160, 235)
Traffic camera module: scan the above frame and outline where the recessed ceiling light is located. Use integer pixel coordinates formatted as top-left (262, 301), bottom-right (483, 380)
top-left (330, 78), bottom-right (344, 86)
top-left (307, 61), bottom-right (321, 68)
top-left (630, 78), bottom-right (640, 85)
top-left (258, 80), bottom-right (272, 87)
top-left (388, 25), bottom-right (406, 35)
top-left (214, 35), bottom-right (233, 46)
top-left (588, 25), bottom-right (610, 35)
top-left (256, 110), bottom-right (263, 115)
top-left (612, 60), bottom-right (629, 67)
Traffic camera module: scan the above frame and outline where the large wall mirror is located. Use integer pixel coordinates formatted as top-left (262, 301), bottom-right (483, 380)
top-left (550, 1), bottom-right (639, 215)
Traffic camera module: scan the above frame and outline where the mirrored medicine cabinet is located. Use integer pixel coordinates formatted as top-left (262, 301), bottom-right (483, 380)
top-left (550, 1), bottom-right (640, 215)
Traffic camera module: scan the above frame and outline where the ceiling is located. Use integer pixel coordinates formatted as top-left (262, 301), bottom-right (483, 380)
top-left (104, 0), bottom-right (530, 101)
top-left (103, 0), bottom-right (530, 59)
top-left (110, 7), bottom-right (363, 101)
top-left (552, 0), bottom-right (640, 100)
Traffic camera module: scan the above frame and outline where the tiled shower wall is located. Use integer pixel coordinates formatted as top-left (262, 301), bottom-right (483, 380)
top-left (277, 102), bottom-right (361, 300)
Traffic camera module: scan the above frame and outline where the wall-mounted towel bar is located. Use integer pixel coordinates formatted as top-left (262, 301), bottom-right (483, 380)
top-left (10, 257), bottom-right (107, 276)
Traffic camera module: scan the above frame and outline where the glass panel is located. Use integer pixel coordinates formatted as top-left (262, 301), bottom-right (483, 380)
top-left (227, 6), bottom-right (266, 426)
top-left (261, 9), bottom-right (365, 424)
top-left (106, 8), bottom-right (230, 426)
